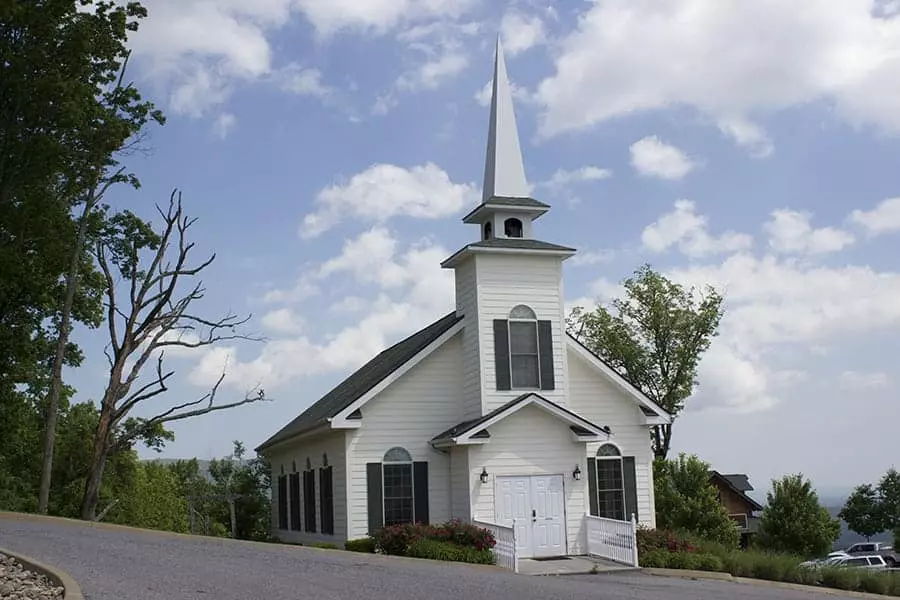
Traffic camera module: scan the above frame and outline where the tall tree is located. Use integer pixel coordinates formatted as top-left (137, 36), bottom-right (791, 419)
top-left (80, 192), bottom-right (267, 519)
top-left (35, 2), bottom-right (165, 514)
top-left (839, 484), bottom-right (886, 541)
top-left (567, 264), bottom-right (723, 458)
top-left (653, 454), bottom-right (740, 547)
top-left (1, 0), bottom-right (164, 513)
top-left (756, 474), bottom-right (840, 558)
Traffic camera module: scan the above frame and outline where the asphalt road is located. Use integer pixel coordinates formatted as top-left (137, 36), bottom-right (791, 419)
top-left (0, 514), bottom-right (860, 600)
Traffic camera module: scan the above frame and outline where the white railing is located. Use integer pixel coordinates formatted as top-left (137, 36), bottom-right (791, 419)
top-left (585, 514), bottom-right (639, 567)
top-left (474, 518), bottom-right (519, 573)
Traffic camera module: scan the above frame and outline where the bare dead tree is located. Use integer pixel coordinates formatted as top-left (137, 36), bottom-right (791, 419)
top-left (80, 189), bottom-right (267, 520)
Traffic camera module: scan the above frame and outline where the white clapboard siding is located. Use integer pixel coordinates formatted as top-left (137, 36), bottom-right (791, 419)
top-left (454, 258), bottom-right (482, 420)
top-left (269, 431), bottom-right (347, 544)
top-left (472, 253), bottom-right (569, 415)
top-left (468, 404), bottom-right (587, 555)
top-left (567, 347), bottom-right (657, 529)
top-left (345, 334), bottom-right (464, 539)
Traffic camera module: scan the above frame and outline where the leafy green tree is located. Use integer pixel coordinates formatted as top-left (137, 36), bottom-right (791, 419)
top-left (653, 453), bottom-right (740, 547)
top-left (567, 264), bottom-right (724, 458)
top-left (756, 474), bottom-right (840, 557)
top-left (839, 484), bottom-right (886, 541)
top-left (877, 468), bottom-right (900, 533)
top-left (208, 441), bottom-right (272, 541)
top-left (112, 461), bottom-right (189, 532)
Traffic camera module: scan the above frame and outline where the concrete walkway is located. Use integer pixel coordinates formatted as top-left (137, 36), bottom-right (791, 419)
top-left (517, 555), bottom-right (637, 575)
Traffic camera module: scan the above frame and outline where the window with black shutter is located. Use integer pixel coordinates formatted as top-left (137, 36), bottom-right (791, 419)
top-left (494, 305), bottom-right (555, 391)
top-left (277, 474), bottom-right (288, 530)
top-left (302, 469), bottom-right (317, 532)
top-left (319, 466), bottom-right (334, 535)
top-left (587, 444), bottom-right (638, 522)
top-left (289, 472), bottom-right (301, 531)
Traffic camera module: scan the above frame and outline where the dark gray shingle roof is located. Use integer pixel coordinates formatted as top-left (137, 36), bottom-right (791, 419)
top-left (256, 311), bottom-right (462, 452)
top-left (461, 197), bottom-right (551, 222)
top-left (468, 238), bottom-right (576, 252)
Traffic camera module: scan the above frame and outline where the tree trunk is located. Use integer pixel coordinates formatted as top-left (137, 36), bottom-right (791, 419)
top-left (80, 401), bottom-right (113, 520)
top-left (38, 198), bottom-right (94, 514)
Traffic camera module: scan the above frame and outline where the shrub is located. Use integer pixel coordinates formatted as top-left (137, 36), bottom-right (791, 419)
top-left (406, 539), bottom-right (495, 564)
top-left (820, 567), bottom-right (860, 591)
top-left (427, 519), bottom-right (497, 551)
top-left (859, 571), bottom-right (892, 595)
top-left (638, 549), bottom-right (670, 568)
top-left (345, 537), bottom-right (376, 553)
top-left (636, 528), bottom-right (697, 555)
top-left (666, 551), bottom-right (700, 570)
top-left (373, 523), bottom-right (429, 555)
top-left (694, 553), bottom-right (724, 572)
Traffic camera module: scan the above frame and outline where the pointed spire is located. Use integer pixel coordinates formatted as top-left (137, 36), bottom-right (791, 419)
top-left (481, 36), bottom-right (529, 203)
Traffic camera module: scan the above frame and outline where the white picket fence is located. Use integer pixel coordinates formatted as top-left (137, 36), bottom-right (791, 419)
top-left (473, 519), bottom-right (519, 573)
top-left (585, 514), bottom-right (639, 567)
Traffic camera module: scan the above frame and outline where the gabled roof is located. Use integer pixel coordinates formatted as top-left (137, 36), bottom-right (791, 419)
top-left (431, 392), bottom-right (610, 446)
top-left (255, 312), bottom-right (463, 453)
top-left (709, 470), bottom-right (764, 512)
top-left (440, 238), bottom-right (576, 268)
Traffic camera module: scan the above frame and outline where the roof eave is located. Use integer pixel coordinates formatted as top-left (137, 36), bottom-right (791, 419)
top-left (461, 203), bottom-right (550, 224)
top-left (255, 422), bottom-right (331, 454)
top-left (441, 245), bottom-right (576, 269)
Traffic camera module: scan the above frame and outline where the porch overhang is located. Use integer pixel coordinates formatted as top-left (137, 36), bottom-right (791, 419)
top-left (430, 393), bottom-right (610, 448)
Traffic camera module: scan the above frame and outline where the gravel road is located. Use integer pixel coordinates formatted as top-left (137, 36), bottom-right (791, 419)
top-left (0, 514), bottom-right (860, 600)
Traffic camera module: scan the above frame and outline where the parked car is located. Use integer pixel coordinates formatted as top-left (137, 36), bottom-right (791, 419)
top-left (845, 542), bottom-right (899, 567)
top-left (800, 554), bottom-right (887, 570)
top-left (831, 555), bottom-right (888, 569)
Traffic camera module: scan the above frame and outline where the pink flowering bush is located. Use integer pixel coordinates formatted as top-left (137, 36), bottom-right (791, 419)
top-left (372, 519), bottom-right (496, 558)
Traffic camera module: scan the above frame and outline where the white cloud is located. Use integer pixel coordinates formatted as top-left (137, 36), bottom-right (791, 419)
top-left (212, 113), bottom-right (237, 139)
top-left (717, 116), bottom-right (774, 158)
top-left (500, 10), bottom-right (546, 56)
top-left (849, 197), bottom-right (900, 236)
top-left (396, 51), bottom-right (468, 91)
top-left (274, 64), bottom-right (331, 97)
top-left (300, 163), bottom-right (478, 238)
top-left (839, 370), bottom-right (891, 390)
top-left (629, 136), bottom-right (698, 180)
top-left (541, 166), bottom-right (613, 188)
top-left (642, 200), bottom-right (753, 257)
top-left (130, 0), bottom-right (479, 115)
top-left (394, 21), bottom-right (480, 93)
top-left (764, 209), bottom-right (855, 255)
top-left (261, 308), bottom-right (306, 335)
top-left (534, 0), bottom-right (900, 149)
top-left (189, 230), bottom-right (454, 391)
top-left (569, 250), bottom-right (615, 267)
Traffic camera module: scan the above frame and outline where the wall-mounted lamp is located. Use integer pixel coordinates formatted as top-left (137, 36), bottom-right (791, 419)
top-left (573, 465), bottom-right (582, 481)
top-left (480, 467), bottom-right (489, 484)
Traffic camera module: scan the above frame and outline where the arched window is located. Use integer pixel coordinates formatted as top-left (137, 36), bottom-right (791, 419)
top-left (383, 447), bottom-right (414, 525)
top-left (483, 221), bottom-right (493, 240)
top-left (504, 217), bottom-right (523, 238)
top-left (595, 444), bottom-right (625, 520)
top-left (508, 304), bottom-right (539, 388)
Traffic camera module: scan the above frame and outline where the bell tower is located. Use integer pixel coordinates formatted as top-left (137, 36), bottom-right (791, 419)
top-left (442, 37), bottom-right (576, 420)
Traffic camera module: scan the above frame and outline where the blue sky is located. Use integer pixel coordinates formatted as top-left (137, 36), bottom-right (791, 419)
top-left (66, 0), bottom-right (900, 498)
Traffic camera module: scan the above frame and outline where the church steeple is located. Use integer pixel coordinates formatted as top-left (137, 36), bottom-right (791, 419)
top-left (482, 36), bottom-right (529, 203)
top-left (460, 36), bottom-right (552, 243)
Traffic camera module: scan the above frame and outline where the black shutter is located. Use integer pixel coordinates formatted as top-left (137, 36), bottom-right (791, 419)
top-left (277, 475), bottom-right (288, 529)
top-left (493, 319), bottom-right (511, 391)
top-left (537, 320), bottom-right (555, 390)
top-left (366, 462), bottom-right (383, 534)
top-left (623, 456), bottom-right (638, 522)
top-left (413, 461), bottom-right (430, 525)
top-left (319, 466), bottom-right (334, 535)
top-left (304, 471), bottom-right (317, 533)
top-left (587, 458), bottom-right (599, 517)
top-left (289, 473), bottom-right (301, 531)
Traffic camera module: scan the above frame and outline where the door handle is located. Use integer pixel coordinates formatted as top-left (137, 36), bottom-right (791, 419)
top-left (532, 509), bottom-right (536, 522)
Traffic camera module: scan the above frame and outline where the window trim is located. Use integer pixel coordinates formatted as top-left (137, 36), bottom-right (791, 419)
top-left (382, 447), bottom-right (415, 526)
top-left (595, 443), bottom-right (626, 521)
top-left (507, 305), bottom-right (541, 390)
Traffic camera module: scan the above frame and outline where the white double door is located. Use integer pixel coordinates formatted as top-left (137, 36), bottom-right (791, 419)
top-left (494, 475), bottom-right (566, 558)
